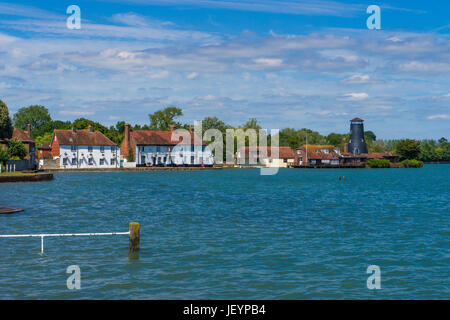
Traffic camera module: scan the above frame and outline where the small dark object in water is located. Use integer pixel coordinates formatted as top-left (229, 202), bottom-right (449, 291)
top-left (0, 207), bottom-right (24, 215)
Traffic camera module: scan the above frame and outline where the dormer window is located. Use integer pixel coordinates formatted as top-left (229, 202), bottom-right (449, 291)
top-left (100, 146), bottom-right (105, 153)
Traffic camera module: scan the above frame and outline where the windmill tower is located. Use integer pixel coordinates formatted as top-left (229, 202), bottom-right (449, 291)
top-left (348, 118), bottom-right (368, 155)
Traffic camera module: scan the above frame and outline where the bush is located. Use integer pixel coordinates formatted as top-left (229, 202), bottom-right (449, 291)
top-left (400, 159), bottom-right (424, 168)
top-left (7, 138), bottom-right (27, 159)
top-left (367, 158), bottom-right (390, 168)
top-left (127, 148), bottom-right (134, 162)
top-left (395, 139), bottom-right (421, 160)
top-left (0, 148), bottom-right (8, 166)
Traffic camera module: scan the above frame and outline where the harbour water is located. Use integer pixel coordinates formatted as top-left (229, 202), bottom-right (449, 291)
top-left (0, 165), bottom-right (448, 299)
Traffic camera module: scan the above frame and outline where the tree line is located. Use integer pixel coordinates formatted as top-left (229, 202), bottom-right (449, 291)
top-left (1, 99), bottom-right (449, 162)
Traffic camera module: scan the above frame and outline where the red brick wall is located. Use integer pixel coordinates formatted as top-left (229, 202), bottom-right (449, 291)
top-left (51, 134), bottom-right (60, 157)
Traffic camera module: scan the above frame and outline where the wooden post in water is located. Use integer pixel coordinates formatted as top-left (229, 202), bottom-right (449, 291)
top-left (129, 222), bottom-right (140, 253)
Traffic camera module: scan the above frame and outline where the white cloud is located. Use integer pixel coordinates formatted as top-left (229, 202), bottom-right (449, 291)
top-left (186, 72), bottom-right (199, 79)
top-left (398, 61), bottom-right (450, 73)
top-left (149, 70), bottom-right (169, 79)
top-left (341, 93), bottom-right (369, 101)
top-left (341, 74), bottom-right (371, 84)
top-left (254, 58), bottom-right (283, 67)
top-left (59, 110), bottom-right (95, 116)
top-left (427, 114), bottom-right (450, 120)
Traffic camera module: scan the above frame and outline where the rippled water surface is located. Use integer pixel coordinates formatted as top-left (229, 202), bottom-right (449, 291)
top-left (0, 165), bottom-right (449, 299)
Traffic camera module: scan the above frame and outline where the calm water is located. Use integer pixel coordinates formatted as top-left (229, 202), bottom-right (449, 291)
top-left (0, 165), bottom-right (448, 299)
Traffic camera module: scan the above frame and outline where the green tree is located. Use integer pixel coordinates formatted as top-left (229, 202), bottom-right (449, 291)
top-left (241, 118), bottom-right (261, 130)
top-left (127, 148), bottom-right (134, 162)
top-left (7, 138), bottom-right (27, 159)
top-left (279, 128), bottom-right (326, 150)
top-left (149, 106), bottom-right (183, 130)
top-left (0, 148), bottom-right (8, 166)
top-left (365, 130), bottom-right (376, 142)
top-left (201, 117), bottom-right (229, 135)
top-left (395, 139), bottom-right (421, 160)
top-left (35, 132), bottom-right (54, 146)
top-left (13, 105), bottom-right (52, 137)
top-left (0, 99), bottom-right (13, 139)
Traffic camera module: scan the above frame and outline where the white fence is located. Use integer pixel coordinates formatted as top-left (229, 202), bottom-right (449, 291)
top-left (0, 231), bottom-right (130, 254)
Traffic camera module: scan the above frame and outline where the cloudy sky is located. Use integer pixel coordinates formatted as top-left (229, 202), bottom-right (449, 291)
top-left (0, 0), bottom-right (449, 139)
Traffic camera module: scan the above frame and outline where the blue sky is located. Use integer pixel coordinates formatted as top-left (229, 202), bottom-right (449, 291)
top-left (0, 0), bottom-right (449, 139)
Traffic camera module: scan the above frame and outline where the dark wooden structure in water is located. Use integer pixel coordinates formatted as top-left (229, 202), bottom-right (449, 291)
top-left (0, 207), bottom-right (24, 215)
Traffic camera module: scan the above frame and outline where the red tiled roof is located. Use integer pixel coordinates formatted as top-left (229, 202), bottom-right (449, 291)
top-left (54, 129), bottom-right (116, 146)
top-left (297, 145), bottom-right (340, 160)
top-left (237, 146), bottom-right (295, 159)
top-left (38, 142), bottom-right (51, 150)
top-left (130, 130), bottom-right (206, 146)
top-left (9, 128), bottom-right (34, 142)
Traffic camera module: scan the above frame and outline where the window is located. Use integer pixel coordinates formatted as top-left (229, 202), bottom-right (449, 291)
top-left (111, 146), bottom-right (116, 152)
top-left (88, 158), bottom-right (94, 165)
top-left (140, 146), bottom-right (145, 152)
top-left (191, 145), bottom-right (194, 152)
top-left (283, 159), bottom-right (287, 163)
top-left (156, 146), bottom-right (161, 152)
top-left (88, 146), bottom-right (93, 153)
top-left (111, 158), bottom-right (116, 166)
top-left (100, 159), bottom-right (105, 165)
top-left (100, 146), bottom-right (105, 153)
top-left (63, 158), bottom-right (68, 165)
top-left (71, 145), bottom-right (76, 152)
top-left (71, 158), bottom-right (77, 166)
top-left (297, 150), bottom-right (301, 154)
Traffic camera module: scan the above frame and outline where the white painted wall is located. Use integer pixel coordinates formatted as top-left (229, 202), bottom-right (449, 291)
top-left (59, 145), bottom-right (120, 169)
top-left (135, 145), bottom-right (214, 166)
top-left (261, 158), bottom-right (294, 168)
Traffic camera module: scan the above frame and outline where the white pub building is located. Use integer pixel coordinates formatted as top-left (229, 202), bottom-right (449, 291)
top-left (50, 125), bottom-right (120, 169)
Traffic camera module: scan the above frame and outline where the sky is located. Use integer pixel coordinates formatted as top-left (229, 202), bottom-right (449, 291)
top-left (0, 0), bottom-right (449, 139)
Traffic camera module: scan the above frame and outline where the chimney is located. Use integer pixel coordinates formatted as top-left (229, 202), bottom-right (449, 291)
top-left (169, 124), bottom-right (175, 132)
top-left (27, 124), bottom-right (31, 137)
top-left (121, 124), bottom-right (131, 161)
top-left (124, 123), bottom-right (130, 142)
top-left (88, 124), bottom-right (93, 133)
